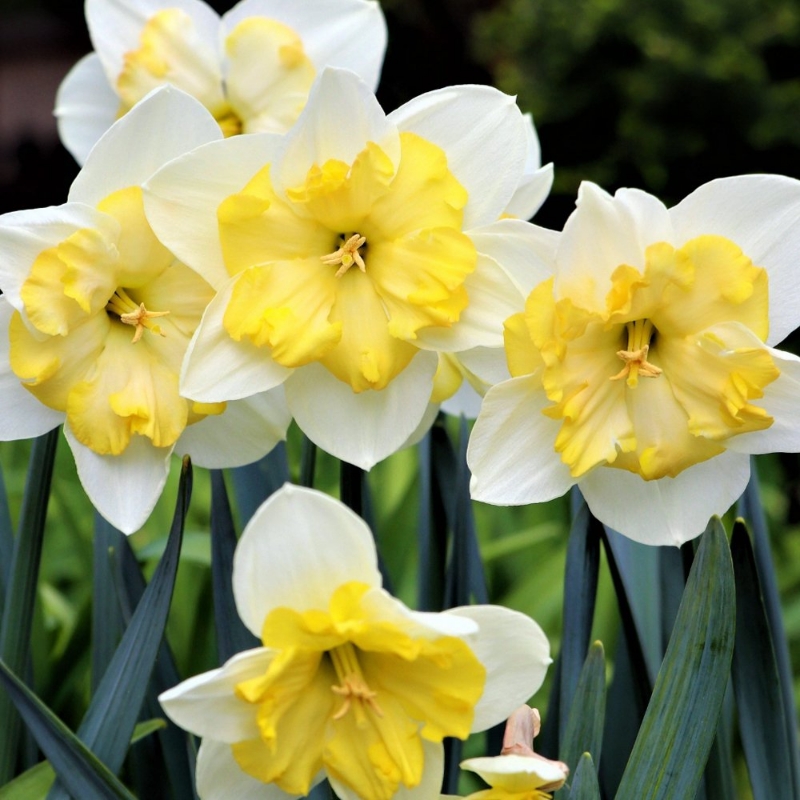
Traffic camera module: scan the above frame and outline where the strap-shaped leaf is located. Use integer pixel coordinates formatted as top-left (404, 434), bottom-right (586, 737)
top-left (560, 641), bottom-right (606, 777)
top-left (46, 458), bottom-right (192, 799)
top-left (569, 753), bottom-right (601, 800)
top-left (0, 429), bottom-right (58, 784)
top-left (558, 495), bottom-right (600, 738)
top-left (0, 461), bottom-right (14, 605)
top-left (0, 660), bottom-right (135, 800)
top-left (731, 520), bottom-right (794, 799)
top-left (737, 464), bottom-right (800, 796)
top-left (210, 469), bottom-right (260, 663)
top-left (615, 518), bottom-right (735, 799)
top-left (230, 442), bottom-right (289, 525)
top-left (417, 428), bottom-right (447, 612)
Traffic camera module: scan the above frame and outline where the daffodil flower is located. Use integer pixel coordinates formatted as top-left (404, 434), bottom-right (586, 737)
top-left (468, 178), bottom-right (800, 545)
top-left (143, 67), bottom-right (538, 468)
top-left (0, 88), bottom-right (290, 534)
top-left (55, 0), bottom-right (387, 165)
top-left (159, 484), bottom-right (551, 800)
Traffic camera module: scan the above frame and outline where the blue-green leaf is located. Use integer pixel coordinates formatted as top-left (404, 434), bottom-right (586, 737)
top-left (560, 641), bottom-right (606, 777)
top-left (558, 495), bottom-right (600, 739)
top-left (569, 753), bottom-right (601, 800)
top-left (417, 428), bottom-right (447, 613)
top-left (0, 429), bottom-right (58, 784)
top-left (210, 469), bottom-right (259, 663)
top-left (615, 518), bottom-right (735, 799)
top-left (46, 457), bottom-right (192, 799)
top-left (731, 520), bottom-right (794, 799)
top-left (91, 514), bottom-right (123, 694)
top-left (0, 461), bottom-right (14, 607)
top-left (230, 443), bottom-right (289, 525)
top-left (0, 659), bottom-right (135, 800)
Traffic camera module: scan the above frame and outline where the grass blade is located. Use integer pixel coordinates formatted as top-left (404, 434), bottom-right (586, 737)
top-left (615, 518), bottom-right (735, 799)
top-left (569, 753), bottom-right (601, 800)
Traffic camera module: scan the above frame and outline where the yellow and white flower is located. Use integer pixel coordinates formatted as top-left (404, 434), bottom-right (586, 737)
top-left (458, 754), bottom-right (568, 800)
top-left (468, 178), bottom-right (800, 545)
top-left (0, 88), bottom-right (290, 534)
top-left (159, 484), bottom-right (551, 800)
top-left (55, 0), bottom-right (387, 164)
top-left (143, 67), bottom-right (539, 468)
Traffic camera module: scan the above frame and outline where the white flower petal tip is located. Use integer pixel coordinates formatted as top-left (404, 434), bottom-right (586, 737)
top-left (64, 426), bottom-right (172, 535)
top-left (460, 753), bottom-right (568, 793)
top-left (470, 176), bottom-right (800, 545)
top-left (232, 483), bottom-right (382, 634)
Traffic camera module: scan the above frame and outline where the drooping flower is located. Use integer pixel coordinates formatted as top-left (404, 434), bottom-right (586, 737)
top-left (0, 88), bottom-right (290, 534)
top-left (159, 484), bottom-right (551, 800)
top-left (55, 0), bottom-right (387, 165)
top-left (468, 178), bottom-right (800, 545)
top-left (143, 67), bottom-right (540, 468)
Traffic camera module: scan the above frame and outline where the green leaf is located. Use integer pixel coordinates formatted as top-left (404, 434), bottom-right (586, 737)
top-left (615, 518), bottom-right (735, 799)
top-left (91, 514), bottom-right (123, 694)
top-left (0, 461), bottom-right (15, 608)
top-left (569, 753), bottom-right (601, 800)
top-left (417, 427), bottom-right (447, 613)
top-left (737, 462), bottom-right (800, 796)
top-left (0, 717), bottom-right (166, 800)
top-left (560, 641), bottom-right (606, 776)
top-left (47, 458), bottom-right (192, 799)
top-left (0, 429), bottom-right (59, 784)
top-left (230, 442), bottom-right (289, 525)
top-left (558, 495), bottom-right (600, 739)
top-left (0, 660), bottom-right (135, 800)
top-left (210, 469), bottom-right (259, 663)
top-left (731, 520), bottom-right (794, 799)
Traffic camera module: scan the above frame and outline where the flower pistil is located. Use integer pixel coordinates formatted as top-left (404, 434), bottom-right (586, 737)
top-left (321, 233), bottom-right (367, 278)
top-left (610, 318), bottom-right (662, 386)
top-left (106, 287), bottom-right (170, 343)
top-left (329, 642), bottom-right (384, 721)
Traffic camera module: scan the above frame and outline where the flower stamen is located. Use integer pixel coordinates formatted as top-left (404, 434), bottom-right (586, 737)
top-left (107, 287), bottom-right (170, 343)
top-left (321, 233), bottom-right (367, 278)
top-left (610, 318), bottom-right (662, 387)
top-left (329, 642), bottom-right (384, 722)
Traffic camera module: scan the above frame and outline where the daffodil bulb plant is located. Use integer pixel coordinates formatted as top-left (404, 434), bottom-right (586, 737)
top-left (159, 483), bottom-right (551, 800)
top-left (55, 0), bottom-right (387, 165)
top-left (0, 87), bottom-right (290, 534)
top-left (143, 67), bottom-right (550, 469)
top-left (468, 177), bottom-right (800, 545)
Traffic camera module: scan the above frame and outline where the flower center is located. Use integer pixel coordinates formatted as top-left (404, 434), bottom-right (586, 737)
top-left (106, 287), bottom-right (170, 343)
top-left (321, 233), bottom-right (367, 278)
top-left (328, 642), bottom-right (383, 723)
top-left (609, 318), bottom-right (662, 387)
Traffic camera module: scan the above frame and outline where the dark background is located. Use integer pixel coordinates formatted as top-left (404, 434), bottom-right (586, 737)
top-left (6, 0), bottom-right (800, 227)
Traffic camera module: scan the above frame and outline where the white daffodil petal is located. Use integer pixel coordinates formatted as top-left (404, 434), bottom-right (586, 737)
top-left (468, 375), bottom-right (576, 505)
top-left (457, 346), bottom-right (512, 387)
top-left (274, 68), bottom-right (400, 195)
top-left (461, 754), bottom-right (566, 789)
top-left (54, 54), bottom-right (121, 166)
top-left (416, 252), bottom-right (522, 352)
top-left (86, 0), bottom-right (222, 88)
top-left (388, 85), bottom-right (528, 229)
top-left (159, 647), bottom-right (273, 742)
top-left (469, 218), bottom-right (557, 296)
top-left (64, 424), bottom-right (172, 535)
top-left (329, 740), bottom-right (444, 800)
top-left (724, 346), bottom-right (800, 455)
top-left (233, 484), bottom-right (382, 635)
top-left (174, 389), bottom-right (290, 468)
top-left (144, 133), bottom-right (283, 288)
top-left (284, 352), bottom-right (438, 470)
top-left (669, 174), bottom-right (800, 346)
top-left (441, 382), bottom-right (483, 419)
top-left (0, 300), bottom-right (64, 438)
top-left (445, 605), bottom-right (551, 733)
top-left (579, 450), bottom-right (752, 546)
top-left (196, 738), bottom-right (302, 800)
top-left (222, 0), bottom-right (387, 92)
top-left (0, 204), bottom-right (119, 313)
top-left (557, 182), bottom-right (674, 311)
top-left (180, 278), bottom-right (293, 403)
top-left (69, 86), bottom-right (222, 207)
top-left (504, 163), bottom-right (554, 221)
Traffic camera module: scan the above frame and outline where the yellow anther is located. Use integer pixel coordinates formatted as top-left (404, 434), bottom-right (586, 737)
top-left (328, 642), bottom-right (384, 722)
top-left (610, 319), bottom-right (661, 386)
top-left (321, 234), bottom-right (367, 278)
top-left (107, 288), bottom-right (170, 343)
